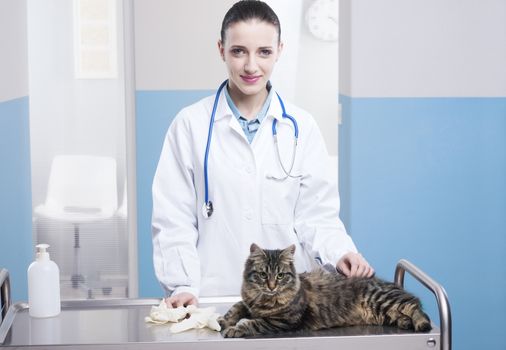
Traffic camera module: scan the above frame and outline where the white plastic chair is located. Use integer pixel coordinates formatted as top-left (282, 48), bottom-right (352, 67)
top-left (35, 155), bottom-right (118, 221)
top-left (34, 155), bottom-right (118, 297)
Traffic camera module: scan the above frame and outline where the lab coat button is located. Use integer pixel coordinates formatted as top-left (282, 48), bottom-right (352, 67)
top-left (245, 165), bottom-right (253, 174)
top-left (244, 210), bottom-right (253, 220)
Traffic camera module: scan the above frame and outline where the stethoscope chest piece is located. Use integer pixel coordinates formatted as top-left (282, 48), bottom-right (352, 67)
top-left (202, 201), bottom-right (213, 218)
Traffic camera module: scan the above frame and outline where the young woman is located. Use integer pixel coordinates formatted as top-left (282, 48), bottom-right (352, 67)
top-left (152, 0), bottom-right (373, 308)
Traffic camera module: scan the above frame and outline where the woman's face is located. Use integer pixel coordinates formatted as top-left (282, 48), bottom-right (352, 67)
top-left (219, 20), bottom-right (282, 98)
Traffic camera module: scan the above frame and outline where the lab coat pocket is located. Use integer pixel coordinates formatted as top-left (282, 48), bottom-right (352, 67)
top-left (162, 247), bottom-right (190, 287)
top-left (262, 173), bottom-right (301, 224)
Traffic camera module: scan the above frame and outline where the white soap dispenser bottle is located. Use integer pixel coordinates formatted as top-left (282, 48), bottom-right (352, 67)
top-left (28, 243), bottom-right (61, 318)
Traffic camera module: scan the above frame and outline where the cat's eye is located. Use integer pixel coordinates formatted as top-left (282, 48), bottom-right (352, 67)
top-left (259, 272), bottom-right (267, 279)
top-left (276, 273), bottom-right (285, 280)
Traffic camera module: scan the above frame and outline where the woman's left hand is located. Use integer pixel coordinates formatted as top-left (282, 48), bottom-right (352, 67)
top-left (336, 252), bottom-right (374, 278)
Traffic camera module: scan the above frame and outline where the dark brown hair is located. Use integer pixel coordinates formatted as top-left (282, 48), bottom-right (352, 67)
top-left (220, 0), bottom-right (281, 44)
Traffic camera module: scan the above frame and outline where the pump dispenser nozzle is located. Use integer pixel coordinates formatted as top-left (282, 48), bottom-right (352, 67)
top-left (35, 244), bottom-right (50, 261)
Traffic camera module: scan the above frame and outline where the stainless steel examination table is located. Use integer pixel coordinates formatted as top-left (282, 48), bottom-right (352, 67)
top-left (0, 260), bottom-right (451, 350)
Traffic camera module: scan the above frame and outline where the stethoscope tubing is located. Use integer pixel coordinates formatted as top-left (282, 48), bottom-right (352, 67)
top-left (203, 80), bottom-right (298, 218)
top-left (204, 80), bottom-right (228, 207)
top-left (272, 92), bottom-right (299, 138)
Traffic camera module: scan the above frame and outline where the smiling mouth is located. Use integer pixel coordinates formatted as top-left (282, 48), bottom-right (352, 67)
top-left (241, 75), bottom-right (261, 84)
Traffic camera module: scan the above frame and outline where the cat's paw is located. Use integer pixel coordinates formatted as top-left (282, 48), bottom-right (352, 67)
top-left (222, 325), bottom-right (246, 338)
top-left (217, 316), bottom-right (230, 330)
top-left (414, 320), bottom-right (432, 332)
top-left (396, 316), bottom-right (414, 330)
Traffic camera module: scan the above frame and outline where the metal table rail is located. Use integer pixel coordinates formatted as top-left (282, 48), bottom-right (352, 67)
top-left (0, 261), bottom-right (451, 350)
top-left (0, 269), bottom-right (10, 324)
top-left (395, 259), bottom-right (452, 350)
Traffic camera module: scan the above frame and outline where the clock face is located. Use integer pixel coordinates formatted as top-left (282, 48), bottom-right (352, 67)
top-left (305, 0), bottom-right (338, 42)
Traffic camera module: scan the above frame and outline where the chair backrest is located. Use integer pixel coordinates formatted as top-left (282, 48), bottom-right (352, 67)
top-left (45, 155), bottom-right (118, 216)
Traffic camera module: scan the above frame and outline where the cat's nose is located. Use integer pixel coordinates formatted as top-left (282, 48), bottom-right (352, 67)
top-left (267, 280), bottom-right (276, 291)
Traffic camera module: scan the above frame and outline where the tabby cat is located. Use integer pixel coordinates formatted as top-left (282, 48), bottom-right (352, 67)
top-left (218, 243), bottom-right (431, 338)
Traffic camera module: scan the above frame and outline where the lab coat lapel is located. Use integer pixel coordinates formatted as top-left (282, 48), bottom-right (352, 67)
top-left (256, 91), bottom-right (301, 178)
top-left (212, 88), bottom-right (247, 141)
top-left (251, 90), bottom-right (283, 165)
top-left (263, 90), bottom-right (291, 131)
top-left (228, 117), bottom-right (248, 141)
top-left (252, 88), bottom-right (285, 149)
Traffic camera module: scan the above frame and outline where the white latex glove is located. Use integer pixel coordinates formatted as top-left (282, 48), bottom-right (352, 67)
top-left (170, 307), bottom-right (221, 333)
top-left (145, 299), bottom-right (196, 324)
top-left (145, 300), bottom-right (221, 333)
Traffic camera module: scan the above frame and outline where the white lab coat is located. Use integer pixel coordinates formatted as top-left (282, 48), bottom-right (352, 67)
top-left (152, 88), bottom-right (357, 298)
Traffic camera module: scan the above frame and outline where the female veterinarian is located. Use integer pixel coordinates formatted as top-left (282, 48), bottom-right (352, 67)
top-left (152, 0), bottom-right (374, 308)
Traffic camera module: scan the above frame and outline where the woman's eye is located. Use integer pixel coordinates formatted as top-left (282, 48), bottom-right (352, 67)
top-left (231, 48), bottom-right (244, 55)
top-left (260, 49), bottom-right (272, 56)
top-left (276, 273), bottom-right (284, 280)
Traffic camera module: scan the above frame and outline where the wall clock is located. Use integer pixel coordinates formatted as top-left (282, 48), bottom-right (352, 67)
top-left (305, 0), bottom-right (338, 42)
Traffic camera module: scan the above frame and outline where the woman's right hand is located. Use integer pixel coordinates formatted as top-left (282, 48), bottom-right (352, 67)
top-left (165, 292), bottom-right (198, 308)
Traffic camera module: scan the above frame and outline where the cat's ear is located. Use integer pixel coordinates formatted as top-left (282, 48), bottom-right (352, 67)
top-left (279, 244), bottom-right (296, 264)
top-left (250, 243), bottom-right (261, 253)
top-left (283, 244), bottom-right (296, 256)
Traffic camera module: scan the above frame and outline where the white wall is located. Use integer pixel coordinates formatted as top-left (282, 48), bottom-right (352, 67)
top-left (27, 0), bottom-right (127, 207)
top-left (294, 0), bottom-right (339, 155)
top-left (134, 0), bottom-right (233, 90)
top-left (340, 0), bottom-right (506, 97)
top-left (0, 0), bottom-right (29, 101)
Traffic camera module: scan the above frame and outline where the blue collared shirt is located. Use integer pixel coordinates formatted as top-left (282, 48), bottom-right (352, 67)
top-left (224, 84), bottom-right (273, 144)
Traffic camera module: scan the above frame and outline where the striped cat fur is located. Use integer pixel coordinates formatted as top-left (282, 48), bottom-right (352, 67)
top-left (218, 243), bottom-right (431, 338)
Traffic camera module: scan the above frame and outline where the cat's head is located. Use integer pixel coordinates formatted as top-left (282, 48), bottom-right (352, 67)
top-left (241, 243), bottom-right (300, 303)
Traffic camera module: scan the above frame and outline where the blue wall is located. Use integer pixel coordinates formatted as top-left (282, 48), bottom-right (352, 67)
top-left (339, 95), bottom-right (506, 350)
top-left (0, 96), bottom-right (33, 302)
top-left (136, 91), bottom-right (506, 349)
top-left (135, 90), bottom-right (213, 297)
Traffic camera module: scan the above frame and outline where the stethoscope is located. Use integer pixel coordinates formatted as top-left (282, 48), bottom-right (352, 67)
top-left (202, 79), bottom-right (299, 219)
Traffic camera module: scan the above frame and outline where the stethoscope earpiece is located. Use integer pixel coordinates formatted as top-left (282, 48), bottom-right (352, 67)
top-left (202, 80), bottom-right (299, 219)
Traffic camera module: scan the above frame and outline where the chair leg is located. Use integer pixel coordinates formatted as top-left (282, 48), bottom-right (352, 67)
top-left (71, 224), bottom-right (84, 289)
